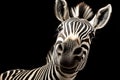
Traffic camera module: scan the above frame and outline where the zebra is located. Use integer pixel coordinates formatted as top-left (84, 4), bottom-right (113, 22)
top-left (0, 0), bottom-right (112, 80)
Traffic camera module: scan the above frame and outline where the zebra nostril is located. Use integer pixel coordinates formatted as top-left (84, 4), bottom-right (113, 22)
top-left (57, 44), bottom-right (63, 55)
top-left (73, 47), bottom-right (82, 55)
top-left (74, 56), bottom-right (81, 61)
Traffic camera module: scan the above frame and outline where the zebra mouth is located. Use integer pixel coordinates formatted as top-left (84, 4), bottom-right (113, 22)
top-left (59, 54), bottom-right (86, 74)
top-left (60, 65), bottom-right (78, 74)
top-left (59, 56), bottom-right (84, 74)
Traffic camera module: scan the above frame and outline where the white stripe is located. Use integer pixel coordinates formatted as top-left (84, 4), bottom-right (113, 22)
top-left (28, 69), bottom-right (39, 80)
top-left (57, 37), bottom-right (64, 42)
top-left (68, 21), bottom-right (72, 35)
top-left (65, 22), bottom-right (69, 36)
top-left (60, 30), bottom-right (66, 38)
top-left (4, 71), bottom-right (10, 80)
top-left (8, 70), bottom-right (16, 80)
top-left (0, 73), bottom-right (3, 80)
top-left (77, 23), bottom-right (85, 36)
top-left (51, 65), bottom-right (56, 80)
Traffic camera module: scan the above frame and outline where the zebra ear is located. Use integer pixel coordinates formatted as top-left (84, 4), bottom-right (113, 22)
top-left (89, 4), bottom-right (112, 30)
top-left (55, 0), bottom-right (69, 21)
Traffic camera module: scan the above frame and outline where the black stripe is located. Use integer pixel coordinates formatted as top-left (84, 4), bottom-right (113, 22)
top-left (10, 70), bottom-right (23, 80)
top-left (17, 71), bottom-right (29, 80)
top-left (79, 23), bottom-right (86, 38)
top-left (75, 23), bottom-right (83, 32)
top-left (74, 21), bottom-right (79, 33)
top-left (74, 21), bottom-right (78, 33)
top-left (24, 70), bottom-right (35, 80)
top-left (2, 72), bottom-right (7, 79)
top-left (82, 39), bottom-right (90, 44)
top-left (81, 44), bottom-right (89, 50)
top-left (55, 66), bottom-right (68, 78)
top-left (5, 70), bottom-right (14, 80)
top-left (71, 21), bottom-right (74, 33)
top-left (49, 65), bottom-right (55, 80)
top-left (64, 23), bottom-right (67, 37)
top-left (67, 21), bottom-right (71, 35)
top-left (80, 23), bottom-right (88, 38)
top-left (31, 69), bottom-right (40, 80)
top-left (13, 71), bottom-right (27, 79)
top-left (50, 67), bottom-right (53, 80)
top-left (53, 66), bottom-right (59, 80)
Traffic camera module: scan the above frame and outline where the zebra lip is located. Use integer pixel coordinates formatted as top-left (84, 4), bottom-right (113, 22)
top-left (60, 65), bottom-right (78, 74)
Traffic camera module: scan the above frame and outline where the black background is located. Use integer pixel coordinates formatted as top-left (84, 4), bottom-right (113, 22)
top-left (0, 0), bottom-right (118, 79)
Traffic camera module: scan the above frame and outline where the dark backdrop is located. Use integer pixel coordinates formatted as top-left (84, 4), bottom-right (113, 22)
top-left (0, 0), bottom-right (118, 79)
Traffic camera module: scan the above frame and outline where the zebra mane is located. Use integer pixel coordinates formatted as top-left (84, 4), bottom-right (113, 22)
top-left (71, 2), bottom-right (93, 20)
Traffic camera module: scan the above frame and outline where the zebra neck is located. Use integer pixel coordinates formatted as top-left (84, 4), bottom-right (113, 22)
top-left (40, 61), bottom-right (77, 80)
top-left (46, 47), bottom-right (54, 63)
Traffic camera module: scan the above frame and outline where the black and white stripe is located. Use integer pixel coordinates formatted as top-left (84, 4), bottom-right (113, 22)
top-left (0, 61), bottom-right (76, 80)
top-left (55, 17), bottom-right (94, 71)
top-left (0, 5), bottom-right (93, 80)
top-left (57, 18), bottom-right (93, 41)
top-left (0, 19), bottom-right (93, 80)
top-left (0, 0), bottom-right (112, 79)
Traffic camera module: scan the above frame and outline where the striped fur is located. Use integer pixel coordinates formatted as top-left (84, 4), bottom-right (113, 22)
top-left (0, 0), bottom-right (112, 79)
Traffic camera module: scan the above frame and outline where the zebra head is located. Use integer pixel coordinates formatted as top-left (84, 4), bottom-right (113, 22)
top-left (51, 0), bottom-right (112, 75)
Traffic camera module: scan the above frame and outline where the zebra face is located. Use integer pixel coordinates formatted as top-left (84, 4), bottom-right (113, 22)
top-left (54, 0), bottom-right (112, 75)
top-left (54, 18), bottom-right (94, 74)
